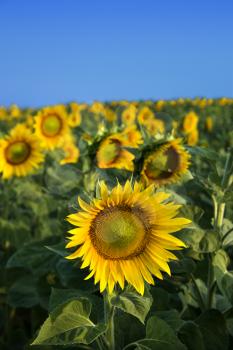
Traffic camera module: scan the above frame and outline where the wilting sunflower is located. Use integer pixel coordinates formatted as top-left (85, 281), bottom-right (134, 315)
top-left (66, 181), bottom-right (190, 295)
top-left (97, 132), bottom-right (135, 171)
top-left (34, 105), bottom-right (69, 150)
top-left (141, 139), bottom-right (190, 186)
top-left (0, 124), bottom-right (44, 179)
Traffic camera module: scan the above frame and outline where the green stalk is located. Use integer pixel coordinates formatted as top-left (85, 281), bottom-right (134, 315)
top-left (104, 292), bottom-right (116, 350)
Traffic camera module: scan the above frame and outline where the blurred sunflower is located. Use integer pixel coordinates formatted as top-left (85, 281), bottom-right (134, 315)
top-left (68, 102), bottom-right (83, 127)
top-left (97, 132), bottom-right (135, 171)
top-left (121, 126), bottom-right (143, 147)
top-left (0, 124), bottom-right (44, 179)
top-left (137, 106), bottom-right (154, 125)
top-left (141, 139), bottom-right (190, 186)
top-left (60, 134), bottom-right (80, 165)
top-left (183, 111), bottom-right (199, 134)
top-left (122, 105), bottom-right (137, 125)
top-left (34, 105), bottom-right (69, 150)
top-left (187, 129), bottom-right (199, 146)
top-left (103, 107), bottom-right (117, 122)
top-left (145, 118), bottom-right (165, 135)
top-left (66, 181), bottom-right (190, 295)
top-left (205, 116), bottom-right (213, 132)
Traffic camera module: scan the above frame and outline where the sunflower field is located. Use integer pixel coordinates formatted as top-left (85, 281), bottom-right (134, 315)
top-left (0, 97), bottom-right (233, 350)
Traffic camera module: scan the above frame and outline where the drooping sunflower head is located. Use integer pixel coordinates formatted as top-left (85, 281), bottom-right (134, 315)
top-left (34, 105), bottom-right (69, 150)
top-left (141, 139), bottom-right (190, 187)
top-left (183, 111), bottom-right (199, 134)
top-left (96, 132), bottom-right (135, 171)
top-left (0, 124), bottom-right (44, 179)
top-left (66, 181), bottom-right (191, 295)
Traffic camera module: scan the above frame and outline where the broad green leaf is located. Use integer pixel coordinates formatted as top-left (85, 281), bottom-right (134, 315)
top-left (178, 321), bottom-right (205, 350)
top-left (196, 309), bottom-right (229, 350)
top-left (110, 285), bottom-right (152, 324)
top-left (156, 310), bottom-right (185, 331)
top-left (144, 316), bottom-right (187, 350)
top-left (32, 299), bottom-right (106, 345)
top-left (7, 275), bottom-right (39, 308)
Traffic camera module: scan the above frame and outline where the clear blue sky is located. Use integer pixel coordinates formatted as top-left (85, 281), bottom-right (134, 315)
top-left (0, 0), bottom-right (232, 107)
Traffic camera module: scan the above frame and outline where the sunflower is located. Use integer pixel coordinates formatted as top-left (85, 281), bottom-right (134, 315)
top-left (121, 126), bottom-right (143, 147)
top-left (34, 105), bottom-right (69, 150)
top-left (141, 139), bottom-right (190, 186)
top-left (183, 111), bottom-right (199, 134)
top-left (137, 107), bottom-right (154, 125)
top-left (96, 132), bottom-right (135, 171)
top-left (187, 129), bottom-right (199, 146)
top-left (121, 105), bottom-right (137, 125)
top-left (68, 103), bottom-right (83, 127)
top-left (205, 116), bottom-right (213, 132)
top-left (103, 107), bottom-right (117, 122)
top-left (66, 181), bottom-right (190, 295)
top-left (145, 118), bottom-right (165, 136)
top-left (0, 124), bottom-right (44, 179)
top-left (60, 134), bottom-right (80, 165)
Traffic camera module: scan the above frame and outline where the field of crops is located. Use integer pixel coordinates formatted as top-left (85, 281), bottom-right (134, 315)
top-left (0, 97), bottom-right (233, 350)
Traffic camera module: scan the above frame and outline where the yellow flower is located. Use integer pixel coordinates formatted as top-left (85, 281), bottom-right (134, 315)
top-left (187, 129), bottom-right (199, 146)
top-left (68, 103), bottom-right (82, 127)
top-left (66, 181), bottom-right (190, 295)
top-left (145, 118), bottom-right (165, 135)
top-left (155, 100), bottom-right (165, 111)
top-left (0, 106), bottom-right (7, 120)
top-left (122, 105), bottom-right (137, 125)
top-left (34, 105), bottom-right (69, 150)
top-left (141, 139), bottom-right (190, 187)
top-left (183, 111), bottom-right (199, 134)
top-left (205, 116), bottom-right (213, 132)
top-left (89, 102), bottom-right (105, 115)
top-left (137, 107), bottom-right (154, 125)
top-left (103, 107), bottom-right (117, 122)
top-left (9, 104), bottom-right (21, 118)
top-left (97, 132), bottom-right (136, 171)
top-left (60, 141), bottom-right (80, 165)
top-left (121, 126), bottom-right (143, 148)
top-left (0, 124), bottom-right (44, 179)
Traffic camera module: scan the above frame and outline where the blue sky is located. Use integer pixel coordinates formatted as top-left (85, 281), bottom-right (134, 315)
top-left (0, 0), bottom-right (232, 107)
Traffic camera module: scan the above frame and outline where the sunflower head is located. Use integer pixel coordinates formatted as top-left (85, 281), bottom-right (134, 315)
top-left (60, 134), bottom-right (80, 165)
top-left (187, 129), bottom-right (199, 146)
top-left (183, 111), bottom-right (199, 134)
top-left (66, 181), bottom-right (191, 295)
top-left (0, 124), bottom-right (44, 179)
top-left (122, 105), bottom-right (137, 125)
top-left (145, 118), bottom-right (165, 136)
top-left (137, 107), bottom-right (154, 125)
top-left (141, 139), bottom-right (190, 187)
top-left (34, 105), bottom-right (69, 150)
top-left (205, 116), bottom-right (213, 132)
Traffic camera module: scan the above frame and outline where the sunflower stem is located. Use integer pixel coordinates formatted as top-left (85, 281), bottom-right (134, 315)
top-left (104, 292), bottom-right (116, 350)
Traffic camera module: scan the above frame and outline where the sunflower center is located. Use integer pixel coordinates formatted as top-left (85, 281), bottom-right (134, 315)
top-left (5, 141), bottom-right (31, 165)
top-left (41, 114), bottom-right (62, 137)
top-left (145, 146), bottom-right (180, 180)
top-left (91, 207), bottom-right (147, 259)
top-left (100, 139), bottom-right (121, 165)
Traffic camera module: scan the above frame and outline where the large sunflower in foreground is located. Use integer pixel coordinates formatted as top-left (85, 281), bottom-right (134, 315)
top-left (0, 124), bottom-right (44, 179)
top-left (66, 181), bottom-right (190, 295)
top-left (34, 105), bottom-right (69, 150)
top-left (141, 139), bottom-right (190, 187)
top-left (96, 131), bottom-right (137, 171)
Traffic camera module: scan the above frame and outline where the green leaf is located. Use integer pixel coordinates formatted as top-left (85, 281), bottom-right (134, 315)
top-left (155, 310), bottom-right (185, 331)
top-left (32, 299), bottom-right (106, 345)
top-left (7, 275), bottom-right (39, 308)
top-left (196, 309), bottom-right (229, 350)
top-left (110, 285), bottom-right (152, 324)
top-left (178, 321), bottom-right (205, 350)
top-left (144, 315), bottom-right (187, 350)
top-left (7, 238), bottom-right (60, 277)
top-left (186, 146), bottom-right (218, 160)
